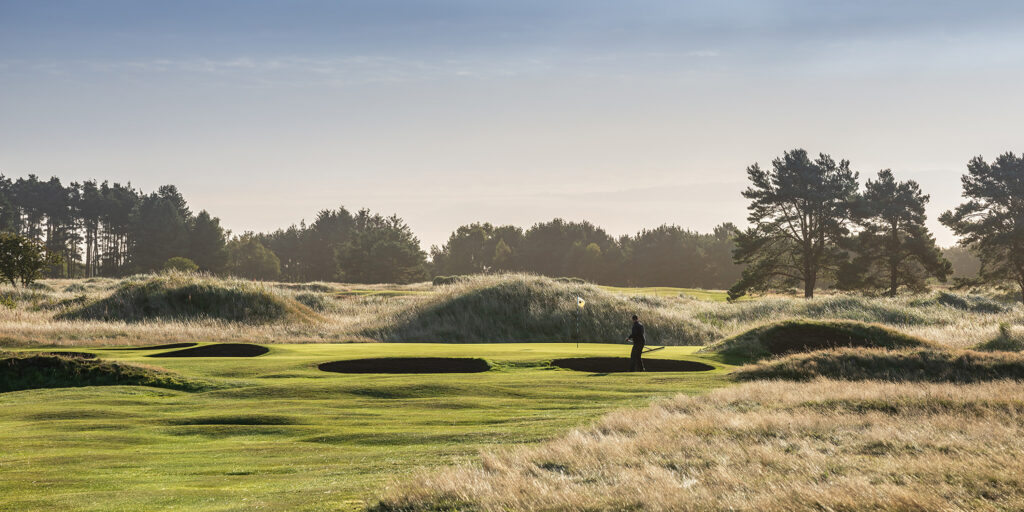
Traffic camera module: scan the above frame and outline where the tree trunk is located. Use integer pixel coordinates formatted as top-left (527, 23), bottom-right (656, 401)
top-left (804, 271), bottom-right (815, 299)
top-left (888, 261), bottom-right (899, 297)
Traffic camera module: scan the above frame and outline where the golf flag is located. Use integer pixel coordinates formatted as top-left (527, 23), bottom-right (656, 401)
top-left (576, 296), bottom-right (586, 308)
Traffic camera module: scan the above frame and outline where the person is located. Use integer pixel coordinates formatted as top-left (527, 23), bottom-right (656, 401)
top-left (626, 314), bottom-right (645, 372)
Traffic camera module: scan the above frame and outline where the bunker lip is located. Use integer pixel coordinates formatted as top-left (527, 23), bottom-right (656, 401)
top-left (551, 357), bottom-right (715, 373)
top-left (149, 343), bottom-right (269, 358)
top-left (41, 351), bottom-right (97, 359)
top-left (105, 342), bottom-right (198, 351)
top-left (318, 357), bottom-right (491, 374)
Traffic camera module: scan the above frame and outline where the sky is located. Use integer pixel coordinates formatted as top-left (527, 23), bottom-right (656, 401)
top-left (2, 1), bottom-right (1023, 249)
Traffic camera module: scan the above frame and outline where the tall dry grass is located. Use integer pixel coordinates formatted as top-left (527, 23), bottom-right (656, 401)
top-left (0, 273), bottom-right (1021, 347)
top-left (372, 379), bottom-right (1024, 511)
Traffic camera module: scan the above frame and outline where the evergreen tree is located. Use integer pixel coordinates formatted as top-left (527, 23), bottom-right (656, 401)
top-left (940, 152), bottom-right (1024, 302)
top-left (729, 149), bottom-right (858, 300)
top-left (131, 192), bottom-right (190, 272)
top-left (188, 210), bottom-right (228, 272)
top-left (838, 170), bottom-right (951, 295)
top-left (304, 207), bottom-right (354, 281)
top-left (226, 234), bottom-right (281, 280)
top-left (336, 210), bottom-right (426, 284)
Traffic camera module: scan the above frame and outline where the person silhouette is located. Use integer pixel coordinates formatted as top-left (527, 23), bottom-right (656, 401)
top-left (626, 314), bottom-right (645, 372)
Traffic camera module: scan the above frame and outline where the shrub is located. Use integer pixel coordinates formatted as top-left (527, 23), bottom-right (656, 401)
top-left (734, 347), bottom-right (1024, 383)
top-left (163, 257), bottom-right (199, 272)
top-left (57, 273), bottom-right (319, 324)
top-left (63, 283), bottom-right (87, 293)
top-left (703, 320), bottom-right (930, 362)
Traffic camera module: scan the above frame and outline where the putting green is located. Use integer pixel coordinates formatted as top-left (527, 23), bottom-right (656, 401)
top-left (0, 343), bottom-right (731, 511)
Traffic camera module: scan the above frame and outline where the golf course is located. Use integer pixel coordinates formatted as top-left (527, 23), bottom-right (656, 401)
top-left (3, 273), bottom-right (1024, 510)
top-left (0, 342), bottom-right (729, 511)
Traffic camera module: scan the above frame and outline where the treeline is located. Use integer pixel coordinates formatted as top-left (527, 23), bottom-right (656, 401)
top-left (429, 221), bottom-right (742, 288)
top-left (730, 149), bottom-right (1024, 301)
top-left (0, 176), bottom-right (226, 277)
top-left (4, 147), bottom-right (1009, 295)
top-left (0, 174), bottom-right (743, 287)
top-left (0, 175), bottom-right (430, 283)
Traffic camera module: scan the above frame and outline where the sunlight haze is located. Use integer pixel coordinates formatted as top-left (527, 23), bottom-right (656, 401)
top-left (3, 1), bottom-right (1023, 247)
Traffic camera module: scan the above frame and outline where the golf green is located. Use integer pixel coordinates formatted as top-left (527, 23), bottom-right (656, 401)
top-left (0, 343), bottom-right (731, 511)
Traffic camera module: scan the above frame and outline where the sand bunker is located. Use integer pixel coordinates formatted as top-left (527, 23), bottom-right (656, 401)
top-left (551, 357), bottom-right (715, 373)
top-left (149, 343), bottom-right (269, 358)
top-left (318, 357), bottom-right (491, 374)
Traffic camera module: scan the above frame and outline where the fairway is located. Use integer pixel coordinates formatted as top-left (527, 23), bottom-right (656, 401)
top-left (0, 343), bottom-right (730, 511)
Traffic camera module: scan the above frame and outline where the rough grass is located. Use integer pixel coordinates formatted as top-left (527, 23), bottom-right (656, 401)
top-left (56, 272), bottom-right (320, 324)
top-left (702, 320), bottom-right (931, 362)
top-left (363, 274), bottom-right (719, 345)
top-left (371, 379), bottom-right (1024, 512)
top-left (976, 324), bottom-right (1024, 352)
top-left (0, 352), bottom-right (207, 392)
top-left (734, 347), bottom-right (1024, 383)
top-left (1, 275), bottom-right (1022, 348)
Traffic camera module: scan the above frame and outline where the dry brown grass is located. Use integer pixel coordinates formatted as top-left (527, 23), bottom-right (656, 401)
top-left (372, 379), bottom-right (1024, 511)
top-left (0, 274), bottom-right (1021, 347)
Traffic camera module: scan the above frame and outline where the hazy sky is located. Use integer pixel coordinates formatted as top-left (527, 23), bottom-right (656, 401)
top-left (2, 1), bottom-right (1023, 248)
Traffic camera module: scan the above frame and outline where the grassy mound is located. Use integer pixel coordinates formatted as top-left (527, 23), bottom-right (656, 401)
top-left (975, 324), bottom-right (1024, 352)
top-left (734, 347), bottom-right (1024, 383)
top-left (550, 357), bottom-right (714, 373)
top-left (57, 273), bottom-right (320, 324)
top-left (0, 352), bottom-right (207, 393)
top-left (908, 291), bottom-right (1008, 313)
top-left (703, 320), bottom-right (930, 362)
top-left (318, 357), bottom-right (491, 374)
top-left (149, 343), bottom-right (269, 358)
top-left (365, 274), bottom-right (719, 344)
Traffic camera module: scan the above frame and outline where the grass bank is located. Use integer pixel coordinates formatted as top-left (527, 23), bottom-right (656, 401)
top-left (734, 347), bottom-right (1024, 382)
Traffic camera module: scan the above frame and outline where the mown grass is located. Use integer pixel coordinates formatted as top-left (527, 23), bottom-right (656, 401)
top-left (372, 379), bottom-right (1024, 511)
top-left (0, 342), bottom-right (729, 511)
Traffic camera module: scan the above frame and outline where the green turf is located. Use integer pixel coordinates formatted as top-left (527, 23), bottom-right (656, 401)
top-left (0, 343), bottom-right (730, 511)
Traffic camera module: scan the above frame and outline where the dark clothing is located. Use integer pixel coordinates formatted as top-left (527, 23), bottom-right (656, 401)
top-left (628, 321), bottom-right (645, 372)
top-left (628, 321), bottom-right (646, 344)
top-left (630, 342), bottom-right (645, 372)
